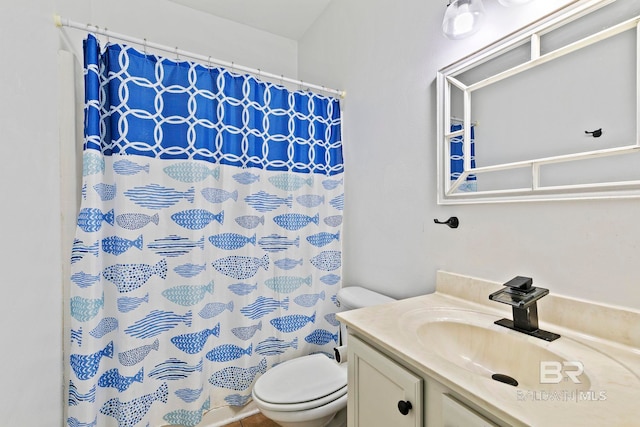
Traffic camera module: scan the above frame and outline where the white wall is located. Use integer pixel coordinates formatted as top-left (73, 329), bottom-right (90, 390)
top-left (0, 2), bottom-right (64, 425)
top-left (299, 0), bottom-right (640, 309)
top-left (0, 0), bottom-right (297, 425)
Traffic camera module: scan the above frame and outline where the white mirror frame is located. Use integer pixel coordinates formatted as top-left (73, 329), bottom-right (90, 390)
top-left (436, 0), bottom-right (640, 204)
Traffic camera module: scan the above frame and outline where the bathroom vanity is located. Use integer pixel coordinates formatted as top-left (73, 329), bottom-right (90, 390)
top-left (348, 335), bottom-right (500, 426)
top-left (338, 272), bottom-right (640, 426)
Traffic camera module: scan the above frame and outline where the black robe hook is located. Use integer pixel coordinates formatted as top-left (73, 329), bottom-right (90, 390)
top-left (434, 216), bottom-right (459, 228)
top-left (585, 128), bottom-right (602, 138)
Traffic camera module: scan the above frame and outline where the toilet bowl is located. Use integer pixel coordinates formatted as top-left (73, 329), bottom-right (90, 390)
top-left (251, 287), bottom-right (395, 427)
top-left (252, 354), bottom-right (348, 427)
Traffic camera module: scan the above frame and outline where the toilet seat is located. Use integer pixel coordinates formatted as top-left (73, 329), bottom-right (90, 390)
top-left (253, 354), bottom-right (347, 412)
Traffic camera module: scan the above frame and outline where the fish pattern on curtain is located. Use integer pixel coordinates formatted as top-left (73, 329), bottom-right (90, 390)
top-left (450, 123), bottom-right (476, 192)
top-left (67, 35), bottom-right (344, 427)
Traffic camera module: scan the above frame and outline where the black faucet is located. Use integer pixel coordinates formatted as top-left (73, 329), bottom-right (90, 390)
top-left (489, 276), bottom-right (560, 342)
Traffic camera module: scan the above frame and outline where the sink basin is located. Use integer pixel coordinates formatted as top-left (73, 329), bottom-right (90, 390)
top-left (416, 317), bottom-right (591, 391)
top-left (400, 308), bottom-right (638, 392)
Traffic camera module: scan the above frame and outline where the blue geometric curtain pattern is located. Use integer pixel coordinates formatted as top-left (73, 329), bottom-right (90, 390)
top-left (68, 35), bottom-right (344, 427)
top-left (450, 123), bottom-right (476, 192)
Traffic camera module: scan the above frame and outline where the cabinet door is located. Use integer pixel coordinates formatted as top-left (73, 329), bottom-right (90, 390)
top-left (348, 335), bottom-right (422, 427)
top-left (442, 394), bottom-right (498, 427)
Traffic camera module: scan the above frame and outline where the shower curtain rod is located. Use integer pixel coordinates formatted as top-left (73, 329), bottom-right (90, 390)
top-left (53, 14), bottom-right (346, 98)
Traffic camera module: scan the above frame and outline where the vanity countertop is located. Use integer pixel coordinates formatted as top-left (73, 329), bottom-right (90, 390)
top-left (337, 271), bottom-right (640, 427)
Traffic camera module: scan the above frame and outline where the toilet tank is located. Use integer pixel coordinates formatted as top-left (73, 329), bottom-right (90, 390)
top-left (335, 286), bottom-right (396, 348)
top-left (336, 286), bottom-right (395, 311)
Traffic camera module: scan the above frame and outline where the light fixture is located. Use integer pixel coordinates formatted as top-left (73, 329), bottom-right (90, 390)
top-left (498, 0), bottom-right (533, 6)
top-left (442, 0), bottom-right (486, 40)
top-left (442, 0), bottom-right (537, 40)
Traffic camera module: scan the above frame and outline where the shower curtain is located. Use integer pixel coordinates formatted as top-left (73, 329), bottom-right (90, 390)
top-left (450, 123), bottom-right (476, 192)
top-left (67, 35), bottom-right (344, 427)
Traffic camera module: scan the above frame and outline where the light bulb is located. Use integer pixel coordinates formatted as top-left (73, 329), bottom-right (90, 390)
top-left (442, 0), bottom-right (485, 40)
top-left (453, 5), bottom-right (475, 35)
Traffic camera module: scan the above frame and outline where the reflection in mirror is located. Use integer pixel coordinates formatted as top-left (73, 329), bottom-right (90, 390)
top-left (468, 30), bottom-right (635, 165)
top-left (449, 122), bottom-right (477, 192)
top-left (437, 0), bottom-right (640, 203)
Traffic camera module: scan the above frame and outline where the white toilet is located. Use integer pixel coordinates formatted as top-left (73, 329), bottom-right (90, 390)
top-left (251, 286), bottom-right (396, 427)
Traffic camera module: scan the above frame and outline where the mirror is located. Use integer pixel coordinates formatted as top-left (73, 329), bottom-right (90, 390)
top-left (437, 0), bottom-right (640, 203)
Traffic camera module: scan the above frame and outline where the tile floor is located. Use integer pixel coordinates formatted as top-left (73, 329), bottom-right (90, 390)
top-left (221, 412), bottom-right (279, 427)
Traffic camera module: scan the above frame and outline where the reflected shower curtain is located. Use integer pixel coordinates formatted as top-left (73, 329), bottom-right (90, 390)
top-left (450, 123), bottom-right (476, 192)
top-left (67, 35), bottom-right (344, 427)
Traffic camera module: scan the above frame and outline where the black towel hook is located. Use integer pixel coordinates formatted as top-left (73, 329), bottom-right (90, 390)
top-left (585, 128), bottom-right (602, 138)
top-left (434, 216), bottom-right (459, 228)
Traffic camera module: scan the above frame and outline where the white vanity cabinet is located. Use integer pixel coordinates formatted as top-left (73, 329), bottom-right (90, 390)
top-left (348, 335), bottom-right (423, 427)
top-left (347, 334), bottom-right (505, 427)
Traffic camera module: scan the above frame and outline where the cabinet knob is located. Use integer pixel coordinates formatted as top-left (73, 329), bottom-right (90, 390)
top-left (397, 400), bottom-right (412, 415)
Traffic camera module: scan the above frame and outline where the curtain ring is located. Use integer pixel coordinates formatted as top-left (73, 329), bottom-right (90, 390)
top-left (104, 27), bottom-right (109, 44)
top-left (143, 38), bottom-right (148, 54)
top-left (94, 25), bottom-right (102, 45)
top-left (89, 23), bottom-right (98, 40)
top-left (175, 46), bottom-right (180, 61)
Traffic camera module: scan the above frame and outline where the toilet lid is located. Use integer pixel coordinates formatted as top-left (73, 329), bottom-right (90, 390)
top-left (253, 354), bottom-right (347, 405)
